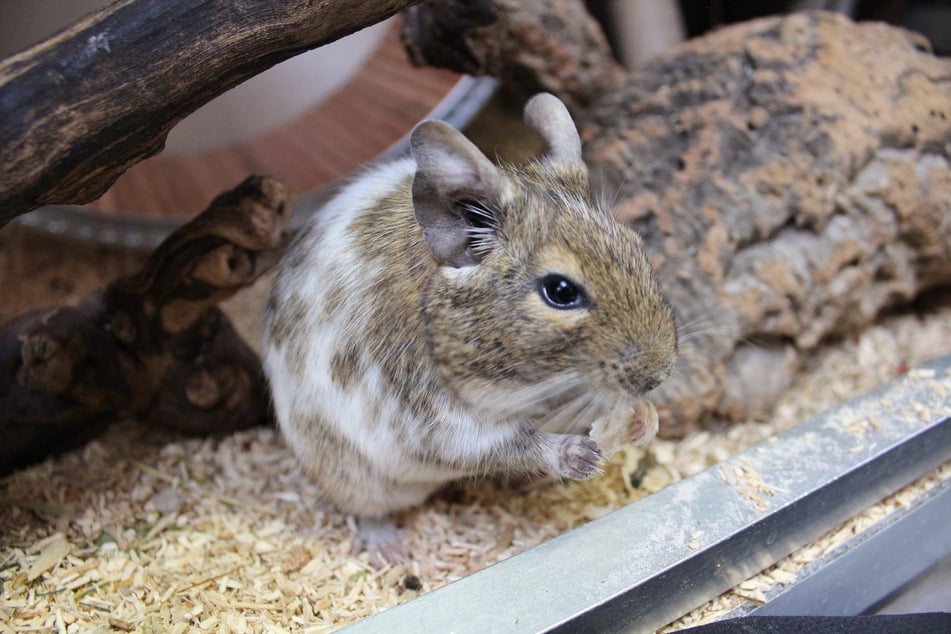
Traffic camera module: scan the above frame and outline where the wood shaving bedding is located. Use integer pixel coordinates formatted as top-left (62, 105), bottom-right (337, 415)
top-left (1, 299), bottom-right (949, 632)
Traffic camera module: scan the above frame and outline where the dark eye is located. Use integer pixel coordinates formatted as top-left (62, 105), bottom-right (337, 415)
top-left (539, 274), bottom-right (588, 309)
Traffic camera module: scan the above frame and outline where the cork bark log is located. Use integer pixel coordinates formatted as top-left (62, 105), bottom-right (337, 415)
top-left (0, 177), bottom-right (291, 475)
top-left (404, 4), bottom-right (951, 436)
top-left (0, 0), bottom-right (421, 226)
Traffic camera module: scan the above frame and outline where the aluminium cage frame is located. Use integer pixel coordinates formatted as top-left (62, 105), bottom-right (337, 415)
top-left (343, 354), bottom-right (951, 633)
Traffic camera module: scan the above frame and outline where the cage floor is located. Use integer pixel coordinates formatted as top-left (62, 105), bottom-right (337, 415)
top-left (1, 224), bottom-right (949, 632)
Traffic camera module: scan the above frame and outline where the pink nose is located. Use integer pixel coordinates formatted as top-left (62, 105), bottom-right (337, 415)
top-left (640, 374), bottom-right (663, 392)
top-left (617, 345), bottom-right (674, 394)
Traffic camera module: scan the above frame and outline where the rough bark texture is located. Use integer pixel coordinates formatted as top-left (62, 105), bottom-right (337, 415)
top-left (401, 0), bottom-right (626, 115)
top-left (403, 4), bottom-right (950, 436)
top-left (582, 12), bottom-right (951, 435)
top-left (0, 0), bottom-right (421, 226)
top-left (0, 176), bottom-right (291, 475)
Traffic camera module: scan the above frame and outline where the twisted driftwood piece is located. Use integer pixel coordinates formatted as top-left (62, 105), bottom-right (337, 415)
top-left (0, 176), bottom-right (291, 475)
top-left (404, 4), bottom-right (951, 436)
top-left (0, 0), bottom-right (422, 225)
top-left (402, 0), bottom-right (626, 114)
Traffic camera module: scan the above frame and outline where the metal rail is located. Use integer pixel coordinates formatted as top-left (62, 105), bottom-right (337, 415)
top-left (343, 355), bottom-right (951, 633)
top-left (752, 482), bottom-right (951, 616)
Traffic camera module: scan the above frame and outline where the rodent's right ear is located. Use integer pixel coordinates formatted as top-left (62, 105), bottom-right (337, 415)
top-left (524, 93), bottom-right (583, 169)
top-left (411, 120), bottom-right (504, 268)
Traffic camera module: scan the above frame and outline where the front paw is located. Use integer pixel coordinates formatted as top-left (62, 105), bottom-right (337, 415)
top-left (557, 435), bottom-right (604, 480)
top-left (629, 399), bottom-right (659, 446)
top-left (590, 398), bottom-right (660, 456)
top-left (352, 516), bottom-right (405, 568)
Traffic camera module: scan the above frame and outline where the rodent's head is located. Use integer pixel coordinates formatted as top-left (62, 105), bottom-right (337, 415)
top-left (411, 93), bottom-right (677, 418)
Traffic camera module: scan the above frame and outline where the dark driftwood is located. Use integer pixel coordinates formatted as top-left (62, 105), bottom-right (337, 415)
top-left (0, 176), bottom-right (291, 476)
top-left (403, 4), bottom-right (951, 436)
top-left (401, 0), bottom-right (626, 115)
top-left (0, 0), bottom-right (421, 226)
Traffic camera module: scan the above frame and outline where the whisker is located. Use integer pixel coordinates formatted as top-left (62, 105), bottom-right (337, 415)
top-left (671, 344), bottom-right (725, 366)
top-left (594, 163), bottom-right (635, 215)
top-left (575, 392), bottom-right (612, 434)
top-left (465, 370), bottom-right (587, 416)
top-left (676, 315), bottom-right (741, 343)
top-left (542, 390), bottom-right (593, 434)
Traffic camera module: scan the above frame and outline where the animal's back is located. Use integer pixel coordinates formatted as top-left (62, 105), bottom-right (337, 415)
top-left (263, 159), bottom-right (444, 516)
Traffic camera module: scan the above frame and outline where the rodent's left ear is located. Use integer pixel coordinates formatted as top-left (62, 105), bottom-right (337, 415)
top-left (411, 120), bottom-right (504, 267)
top-left (524, 93), bottom-right (583, 169)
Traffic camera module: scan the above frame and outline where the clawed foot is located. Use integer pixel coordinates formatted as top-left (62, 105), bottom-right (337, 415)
top-left (557, 435), bottom-right (604, 480)
top-left (351, 516), bottom-right (405, 568)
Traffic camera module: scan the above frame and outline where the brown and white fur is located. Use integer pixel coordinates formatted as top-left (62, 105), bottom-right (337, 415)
top-left (263, 93), bottom-right (678, 559)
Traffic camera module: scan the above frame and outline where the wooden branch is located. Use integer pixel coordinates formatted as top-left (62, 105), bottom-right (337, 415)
top-left (403, 6), bottom-right (951, 436)
top-left (0, 0), bottom-right (421, 226)
top-left (0, 176), bottom-right (292, 476)
top-left (401, 0), bottom-right (626, 115)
